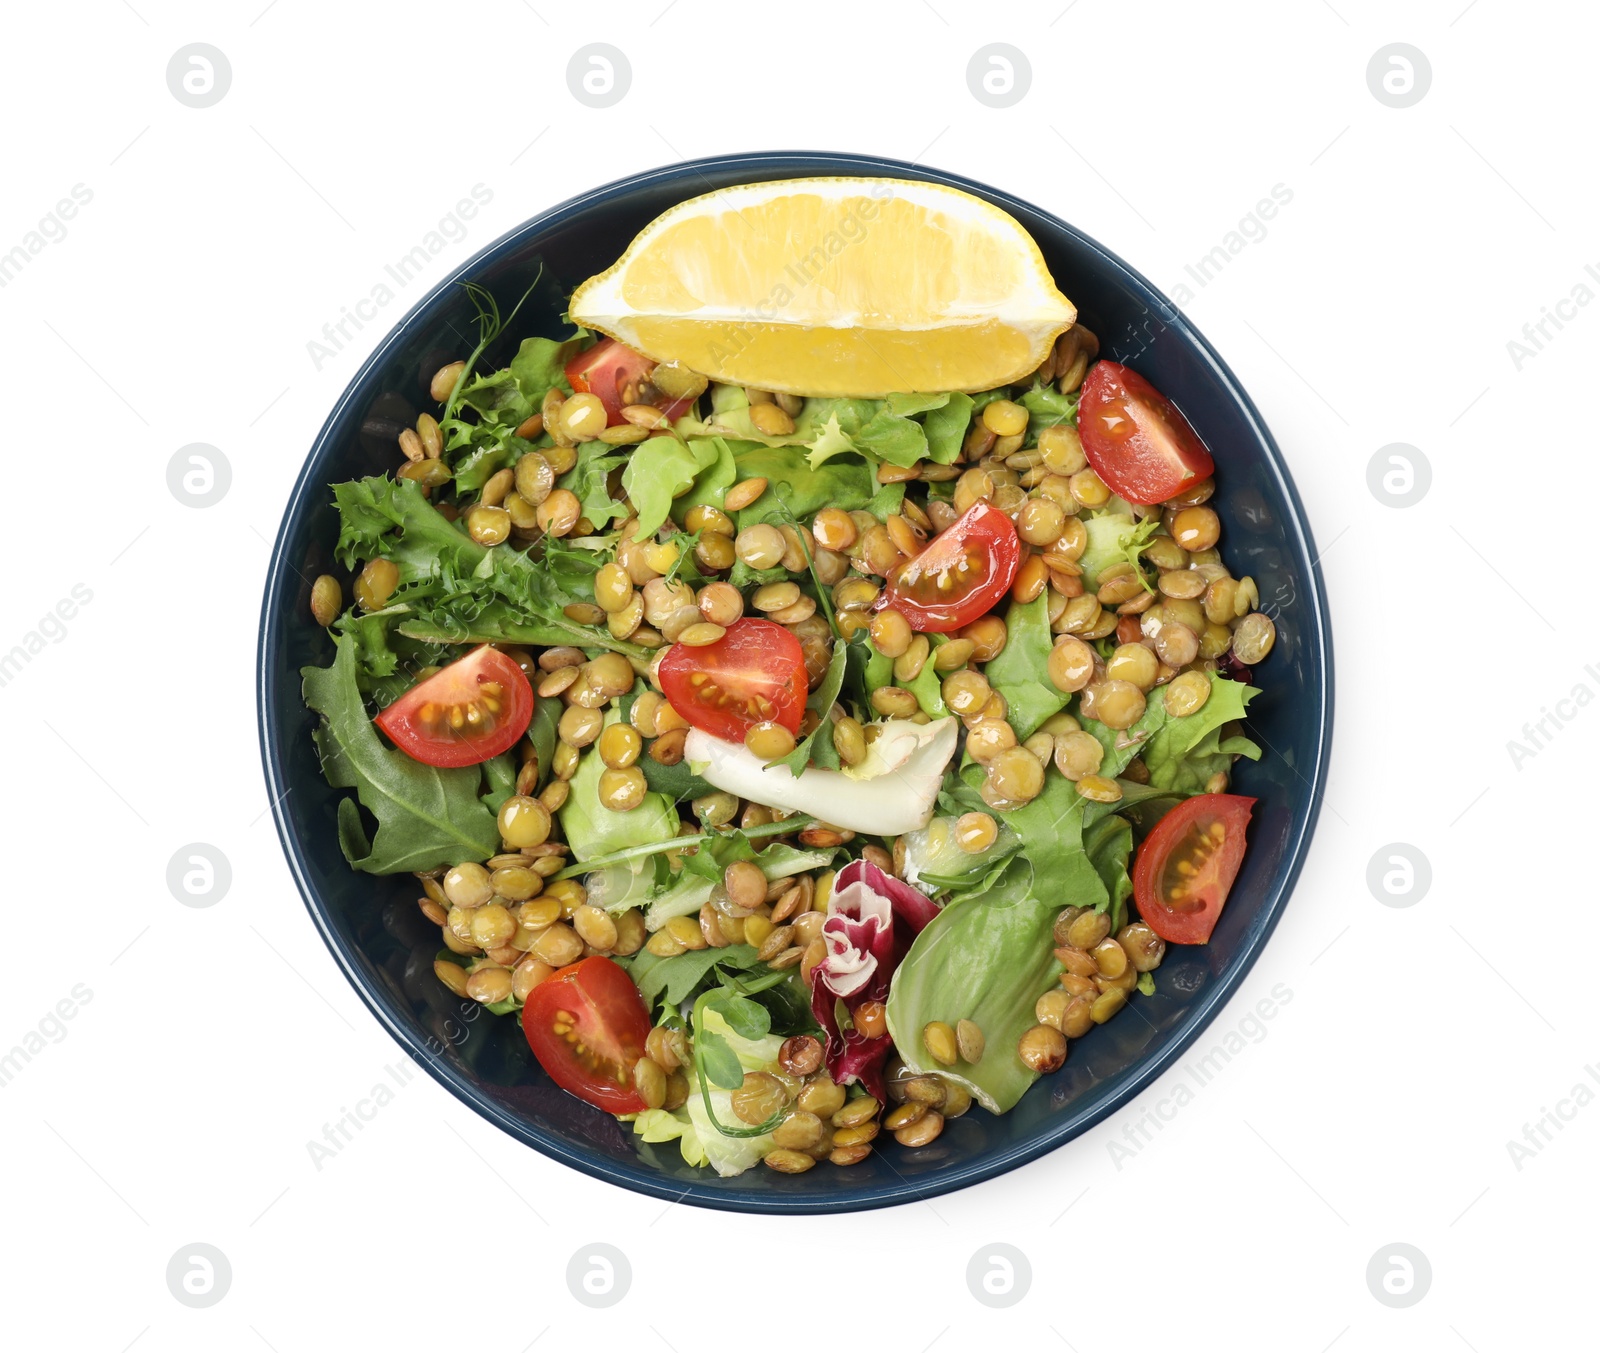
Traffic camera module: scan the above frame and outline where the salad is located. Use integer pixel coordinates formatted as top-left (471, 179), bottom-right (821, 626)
top-left (300, 179), bottom-right (1275, 1178)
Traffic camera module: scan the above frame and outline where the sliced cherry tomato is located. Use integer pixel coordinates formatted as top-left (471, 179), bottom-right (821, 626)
top-left (1132, 794), bottom-right (1256, 945)
top-left (374, 645), bottom-right (533, 768)
top-left (658, 617), bottom-right (806, 742)
top-left (881, 501), bottom-right (1020, 633)
top-left (565, 338), bottom-right (696, 427)
top-left (1077, 361), bottom-right (1215, 505)
top-left (522, 957), bottom-right (651, 1114)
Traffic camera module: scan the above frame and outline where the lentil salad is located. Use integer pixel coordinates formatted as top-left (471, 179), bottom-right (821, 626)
top-left (301, 259), bottom-right (1275, 1180)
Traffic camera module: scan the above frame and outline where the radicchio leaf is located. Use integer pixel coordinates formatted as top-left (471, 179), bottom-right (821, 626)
top-left (808, 859), bottom-right (940, 1098)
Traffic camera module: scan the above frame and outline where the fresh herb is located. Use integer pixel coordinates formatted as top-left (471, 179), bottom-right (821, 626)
top-left (439, 276), bottom-right (546, 425)
top-left (690, 991), bottom-right (786, 1136)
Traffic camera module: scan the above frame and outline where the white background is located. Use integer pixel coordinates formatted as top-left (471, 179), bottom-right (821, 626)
top-left (0, 1), bottom-right (1590, 1348)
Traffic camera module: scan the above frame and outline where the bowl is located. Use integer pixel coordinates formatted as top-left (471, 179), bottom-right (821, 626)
top-left (257, 151), bottom-right (1334, 1214)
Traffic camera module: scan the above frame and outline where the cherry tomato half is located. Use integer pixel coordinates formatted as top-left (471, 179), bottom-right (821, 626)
top-left (881, 501), bottom-right (1020, 633)
top-left (522, 957), bottom-right (651, 1114)
top-left (565, 338), bottom-right (697, 427)
top-left (374, 645), bottom-right (533, 768)
top-left (1132, 794), bottom-right (1256, 945)
top-left (1077, 361), bottom-right (1215, 505)
top-left (658, 617), bottom-right (807, 743)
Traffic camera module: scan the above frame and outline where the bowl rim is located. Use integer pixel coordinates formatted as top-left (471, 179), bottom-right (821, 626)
top-left (257, 149), bottom-right (1335, 1215)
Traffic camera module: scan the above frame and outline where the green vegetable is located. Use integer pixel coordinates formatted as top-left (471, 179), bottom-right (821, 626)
top-left (1078, 508), bottom-right (1160, 590)
top-left (901, 640), bottom-right (948, 717)
top-left (684, 997), bottom-right (787, 1172)
top-left (886, 856), bottom-right (1083, 1113)
top-left (624, 1107), bottom-right (707, 1168)
top-left (1142, 675), bottom-right (1261, 792)
top-left (558, 720), bottom-right (678, 863)
top-left (479, 752), bottom-right (517, 815)
top-left (1084, 812), bottom-right (1135, 933)
top-left (301, 638), bottom-right (500, 874)
top-left (560, 440), bottom-right (631, 529)
top-left (436, 278), bottom-right (547, 425)
top-left (885, 392), bottom-right (951, 417)
top-left (899, 814), bottom-right (1019, 893)
top-left (990, 762), bottom-right (1106, 907)
top-left (670, 437), bottom-right (741, 517)
top-left (1078, 675), bottom-right (1260, 792)
top-left (707, 442), bottom-right (880, 529)
top-left (622, 437), bottom-right (720, 539)
top-left (454, 328), bottom-right (583, 427)
top-left (1019, 383), bottom-right (1078, 436)
top-left (920, 392), bottom-right (974, 464)
top-left (642, 843), bottom-right (834, 930)
top-left (773, 638), bottom-right (849, 775)
top-left (983, 593), bottom-right (1069, 739)
top-left (628, 944), bottom-right (761, 1016)
top-left (330, 474), bottom-right (650, 660)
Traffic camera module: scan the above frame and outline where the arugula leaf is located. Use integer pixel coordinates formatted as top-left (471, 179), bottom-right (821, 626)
top-left (773, 638), bottom-right (849, 775)
top-left (622, 437), bottom-right (719, 539)
top-left (480, 752), bottom-right (517, 815)
top-left (983, 593), bottom-right (1069, 739)
top-left (301, 638), bottom-right (500, 874)
top-left (628, 944), bottom-right (762, 1015)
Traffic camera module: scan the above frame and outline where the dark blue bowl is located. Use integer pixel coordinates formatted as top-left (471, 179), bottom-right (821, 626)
top-left (258, 151), bottom-right (1333, 1214)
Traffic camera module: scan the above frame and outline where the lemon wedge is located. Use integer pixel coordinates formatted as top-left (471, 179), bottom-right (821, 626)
top-left (569, 177), bottom-right (1075, 398)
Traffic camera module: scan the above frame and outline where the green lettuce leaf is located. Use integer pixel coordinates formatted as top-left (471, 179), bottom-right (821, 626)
top-left (1077, 674), bottom-right (1259, 792)
top-left (624, 1107), bottom-right (708, 1168)
top-left (1084, 812), bottom-right (1135, 933)
top-left (301, 638), bottom-right (501, 874)
top-left (1142, 675), bottom-right (1261, 792)
top-left (1078, 508), bottom-right (1159, 590)
top-left (920, 392), bottom-right (974, 464)
top-left (454, 331), bottom-right (587, 425)
top-left (983, 593), bottom-right (1069, 739)
top-left (560, 441), bottom-right (630, 529)
top-left (622, 437), bottom-right (719, 539)
top-left (885, 856), bottom-right (1078, 1113)
top-left (558, 715), bottom-right (678, 863)
top-left (1019, 384), bottom-right (1077, 436)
